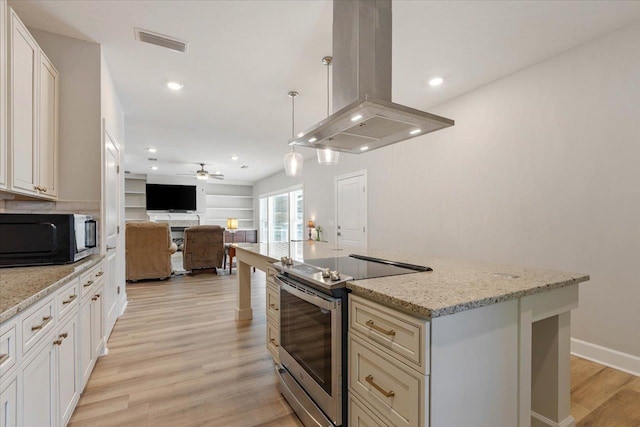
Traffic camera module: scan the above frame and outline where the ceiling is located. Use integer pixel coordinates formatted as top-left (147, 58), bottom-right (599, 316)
top-left (10, 1), bottom-right (640, 184)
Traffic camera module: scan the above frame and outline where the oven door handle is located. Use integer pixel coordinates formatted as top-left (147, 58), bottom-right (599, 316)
top-left (276, 278), bottom-right (338, 311)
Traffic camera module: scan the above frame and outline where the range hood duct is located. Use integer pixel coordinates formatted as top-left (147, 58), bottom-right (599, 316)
top-left (289, 0), bottom-right (454, 153)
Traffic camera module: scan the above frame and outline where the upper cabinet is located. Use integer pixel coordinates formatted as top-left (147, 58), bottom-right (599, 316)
top-left (5, 7), bottom-right (58, 200)
top-left (0, 0), bottom-right (7, 190)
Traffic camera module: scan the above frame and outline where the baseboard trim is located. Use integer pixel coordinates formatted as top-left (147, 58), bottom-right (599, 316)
top-left (571, 338), bottom-right (640, 377)
top-left (531, 411), bottom-right (575, 427)
top-left (120, 299), bottom-right (128, 316)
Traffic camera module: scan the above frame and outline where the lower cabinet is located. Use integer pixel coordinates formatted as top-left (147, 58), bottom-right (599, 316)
top-left (1, 259), bottom-right (106, 427)
top-left (0, 374), bottom-right (18, 427)
top-left (57, 314), bottom-right (78, 426)
top-left (80, 284), bottom-right (103, 388)
top-left (265, 267), bottom-right (280, 363)
top-left (21, 335), bottom-right (55, 427)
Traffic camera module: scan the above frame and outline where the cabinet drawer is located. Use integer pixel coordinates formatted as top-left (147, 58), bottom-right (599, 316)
top-left (21, 298), bottom-right (55, 356)
top-left (266, 319), bottom-right (280, 363)
top-left (0, 322), bottom-right (18, 378)
top-left (349, 392), bottom-right (390, 427)
top-left (80, 263), bottom-right (103, 297)
top-left (266, 283), bottom-right (280, 322)
top-left (349, 334), bottom-right (426, 427)
top-left (350, 294), bottom-right (429, 374)
top-left (56, 278), bottom-right (79, 320)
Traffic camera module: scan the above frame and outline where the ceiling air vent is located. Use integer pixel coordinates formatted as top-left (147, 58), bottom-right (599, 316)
top-left (134, 28), bottom-right (189, 53)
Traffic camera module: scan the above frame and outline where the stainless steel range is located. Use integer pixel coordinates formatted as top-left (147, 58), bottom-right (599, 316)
top-left (274, 254), bottom-right (430, 427)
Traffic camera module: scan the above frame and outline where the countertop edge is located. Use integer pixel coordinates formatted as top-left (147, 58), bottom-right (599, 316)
top-left (347, 274), bottom-right (590, 320)
top-left (0, 256), bottom-right (105, 323)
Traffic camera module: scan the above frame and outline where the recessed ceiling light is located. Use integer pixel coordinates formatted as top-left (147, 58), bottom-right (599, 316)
top-left (351, 114), bottom-right (363, 122)
top-left (297, 132), bottom-right (305, 138)
top-left (308, 137), bottom-right (317, 143)
top-left (231, 155), bottom-right (239, 161)
top-left (360, 146), bottom-right (369, 151)
top-left (150, 166), bottom-right (158, 170)
top-left (429, 77), bottom-right (444, 87)
top-left (410, 129), bottom-right (422, 135)
top-left (147, 147), bottom-right (157, 153)
top-left (167, 81), bottom-right (183, 90)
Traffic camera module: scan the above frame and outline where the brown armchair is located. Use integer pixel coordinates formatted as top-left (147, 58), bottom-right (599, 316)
top-left (125, 222), bottom-right (177, 281)
top-left (182, 225), bottom-right (225, 274)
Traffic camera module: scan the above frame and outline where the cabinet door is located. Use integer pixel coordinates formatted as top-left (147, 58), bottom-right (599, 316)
top-left (22, 339), bottom-right (55, 427)
top-left (37, 51), bottom-right (58, 199)
top-left (91, 286), bottom-right (104, 359)
top-left (0, 374), bottom-right (18, 427)
top-left (8, 9), bottom-right (38, 196)
top-left (57, 315), bottom-right (78, 426)
top-left (80, 297), bottom-right (93, 389)
top-left (0, 0), bottom-right (7, 190)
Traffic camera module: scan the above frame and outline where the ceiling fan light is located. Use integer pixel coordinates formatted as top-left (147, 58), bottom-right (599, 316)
top-left (284, 151), bottom-right (303, 177)
top-left (317, 148), bottom-right (339, 165)
top-left (196, 172), bottom-right (209, 180)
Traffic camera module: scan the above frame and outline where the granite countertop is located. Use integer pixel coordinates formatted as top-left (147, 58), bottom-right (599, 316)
top-left (0, 255), bottom-right (104, 323)
top-left (235, 241), bottom-right (590, 320)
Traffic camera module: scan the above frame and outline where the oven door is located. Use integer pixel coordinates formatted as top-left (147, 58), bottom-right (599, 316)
top-left (277, 276), bottom-right (342, 426)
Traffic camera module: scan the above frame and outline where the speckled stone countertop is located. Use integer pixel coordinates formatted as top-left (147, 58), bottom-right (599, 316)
top-left (0, 255), bottom-right (104, 323)
top-left (235, 242), bottom-right (590, 320)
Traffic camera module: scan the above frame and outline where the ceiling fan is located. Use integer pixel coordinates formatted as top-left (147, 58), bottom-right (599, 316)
top-left (178, 163), bottom-right (224, 180)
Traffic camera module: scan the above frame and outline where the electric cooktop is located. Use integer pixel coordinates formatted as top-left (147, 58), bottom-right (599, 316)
top-left (294, 254), bottom-right (432, 281)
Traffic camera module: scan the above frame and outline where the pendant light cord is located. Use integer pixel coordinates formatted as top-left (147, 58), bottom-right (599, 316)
top-left (326, 60), bottom-right (330, 117)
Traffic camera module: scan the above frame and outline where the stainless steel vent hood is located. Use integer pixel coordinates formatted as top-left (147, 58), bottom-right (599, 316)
top-left (289, 0), bottom-right (454, 154)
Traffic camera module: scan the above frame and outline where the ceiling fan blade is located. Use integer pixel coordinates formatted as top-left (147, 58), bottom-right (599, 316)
top-left (208, 174), bottom-right (224, 180)
top-left (177, 173), bottom-right (196, 176)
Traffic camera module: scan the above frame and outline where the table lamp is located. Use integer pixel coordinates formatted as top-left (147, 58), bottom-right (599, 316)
top-left (307, 220), bottom-right (315, 241)
top-left (227, 218), bottom-right (238, 242)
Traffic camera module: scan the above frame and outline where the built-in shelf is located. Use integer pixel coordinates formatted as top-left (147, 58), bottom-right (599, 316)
top-left (125, 174), bottom-right (147, 222)
top-left (207, 194), bottom-right (253, 199)
top-left (125, 190), bottom-right (145, 194)
top-left (206, 207), bottom-right (254, 211)
top-left (125, 205), bottom-right (146, 208)
top-left (205, 183), bottom-right (255, 229)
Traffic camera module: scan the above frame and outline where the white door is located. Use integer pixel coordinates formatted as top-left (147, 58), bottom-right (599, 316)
top-left (57, 315), bottom-right (78, 426)
top-left (336, 171), bottom-right (367, 248)
top-left (103, 127), bottom-right (120, 338)
top-left (21, 341), bottom-right (55, 427)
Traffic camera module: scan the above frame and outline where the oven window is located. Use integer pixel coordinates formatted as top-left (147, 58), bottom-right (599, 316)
top-left (280, 288), bottom-right (333, 395)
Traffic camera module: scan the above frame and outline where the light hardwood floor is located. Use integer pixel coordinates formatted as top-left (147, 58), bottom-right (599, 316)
top-left (70, 272), bottom-right (639, 426)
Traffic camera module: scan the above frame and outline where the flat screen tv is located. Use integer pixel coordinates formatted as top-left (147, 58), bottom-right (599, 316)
top-left (146, 184), bottom-right (197, 212)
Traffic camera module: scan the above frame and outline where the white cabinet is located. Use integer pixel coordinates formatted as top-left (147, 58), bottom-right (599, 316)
top-left (80, 282), bottom-right (103, 388)
top-left (0, 373), bottom-right (18, 427)
top-left (349, 294), bottom-right (430, 427)
top-left (0, 0), bottom-right (7, 191)
top-left (37, 51), bottom-right (58, 199)
top-left (21, 335), bottom-right (55, 427)
top-left (1, 259), bottom-right (106, 427)
top-left (7, 7), bottom-right (58, 200)
top-left (265, 266), bottom-right (280, 362)
top-left (57, 314), bottom-right (78, 426)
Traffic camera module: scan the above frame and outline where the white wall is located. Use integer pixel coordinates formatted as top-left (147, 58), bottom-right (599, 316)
top-left (255, 23), bottom-right (640, 359)
top-left (30, 29), bottom-right (101, 202)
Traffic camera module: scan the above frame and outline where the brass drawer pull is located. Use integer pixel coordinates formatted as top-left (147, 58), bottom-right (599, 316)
top-left (53, 339), bottom-right (63, 346)
top-left (0, 353), bottom-right (8, 364)
top-left (92, 293), bottom-right (101, 301)
top-left (270, 338), bottom-right (279, 348)
top-left (31, 315), bottom-right (53, 331)
top-left (59, 332), bottom-right (68, 339)
top-left (365, 375), bottom-right (395, 398)
top-left (95, 271), bottom-right (104, 277)
top-left (83, 280), bottom-right (94, 288)
top-left (365, 320), bottom-right (396, 336)
top-left (62, 295), bottom-right (77, 304)
top-left (269, 303), bottom-right (279, 311)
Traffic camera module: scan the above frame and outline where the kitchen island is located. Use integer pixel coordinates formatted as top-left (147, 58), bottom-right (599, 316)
top-left (233, 241), bottom-right (589, 427)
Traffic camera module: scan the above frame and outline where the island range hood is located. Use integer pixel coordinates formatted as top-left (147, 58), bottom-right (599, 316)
top-left (289, 0), bottom-right (454, 154)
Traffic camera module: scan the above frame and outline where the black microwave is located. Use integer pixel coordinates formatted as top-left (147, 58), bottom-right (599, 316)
top-left (0, 214), bottom-right (97, 267)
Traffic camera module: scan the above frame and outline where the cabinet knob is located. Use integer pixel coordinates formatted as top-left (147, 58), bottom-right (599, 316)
top-left (59, 332), bottom-right (68, 339)
top-left (53, 339), bottom-right (63, 346)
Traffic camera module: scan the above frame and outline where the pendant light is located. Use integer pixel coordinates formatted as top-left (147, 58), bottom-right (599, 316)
top-left (284, 91), bottom-right (303, 177)
top-left (317, 56), bottom-right (340, 166)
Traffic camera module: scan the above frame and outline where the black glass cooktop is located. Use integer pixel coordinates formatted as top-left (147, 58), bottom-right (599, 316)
top-left (297, 254), bottom-right (431, 280)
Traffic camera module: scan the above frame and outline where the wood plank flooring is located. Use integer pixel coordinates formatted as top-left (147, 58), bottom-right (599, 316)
top-left (70, 272), bottom-right (639, 427)
top-left (69, 271), bottom-right (301, 427)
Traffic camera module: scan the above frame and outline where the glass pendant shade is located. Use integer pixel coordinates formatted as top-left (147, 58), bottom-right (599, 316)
top-left (317, 148), bottom-right (340, 165)
top-left (284, 151), bottom-right (303, 177)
